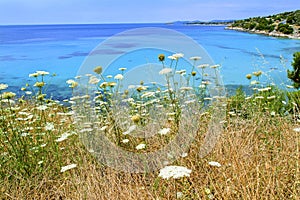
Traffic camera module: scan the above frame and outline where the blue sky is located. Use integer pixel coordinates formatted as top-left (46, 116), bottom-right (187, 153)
top-left (0, 0), bottom-right (299, 24)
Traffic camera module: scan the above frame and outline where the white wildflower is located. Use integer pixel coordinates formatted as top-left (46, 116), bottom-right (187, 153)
top-left (0, 83), bottom-right (8, 90)
top-left (60, 164), bottom-right (77, 173)
top-left (181, 152), bottom-right (188, 158)
top-left (122, 139), bottom-right (129, 144)
top-left (255, 96), bottom-right (264, 99)
top-left (89, 76), bottom-right (100, 84)
top-left (172, 53), bottom-right (184, 59)
top-left (45, 122), bottom-right (54, 131)
top-left (197, 64), bottom-right (209, 69)
top-left (36, 70), bottom-right (49, 76)
top-left (250, 80), bottom-right (259, 85)
top-left (114, 74), bottom-right (124, 80)
top-left (136, 143), bottom-right (146, 150)
top-left (190, 56), bottom-right (201, 60)
top-left (208, 161), bottom-right (221, 167)
top-left (55, 132), bottom-right (75, 142)
top-left (293, 127), bottom-right (300, 132)
top-left (158, 128), bottom-right (170, 135)
top-left (177, 192), bottom-right (184, 199)
top-left (119, 67), bottom-right (127, 71)
top-left (36, 105), bottom-right (48, 111)
top-left (158, 165), bottom-right (192, 179)
top-left (210, 64), bottom-right (220, 69)
top-left (267, 95), bottom-right (276, 100)
top-left (123, 125), bottom-right (136, 135)
top-left (258, 87), bottom-right (271, 92)
top-left (159, 68), bottom-right (172, 75)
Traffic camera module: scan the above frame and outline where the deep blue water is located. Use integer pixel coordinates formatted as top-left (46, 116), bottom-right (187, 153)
top-left (1, 23), bottom-right (300, 99)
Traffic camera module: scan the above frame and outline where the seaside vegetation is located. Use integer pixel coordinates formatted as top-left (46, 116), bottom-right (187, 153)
top-left (0, 53), bottom-right (300, 199)
top-left (230, 10), bottom-right (300, 35)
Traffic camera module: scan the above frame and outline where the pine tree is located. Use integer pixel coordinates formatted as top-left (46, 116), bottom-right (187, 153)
top-left (287, 52), bottom-right (300, 89)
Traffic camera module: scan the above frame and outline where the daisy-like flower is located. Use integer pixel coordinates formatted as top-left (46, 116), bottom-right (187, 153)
top-left (210, 64), bottom-right (220, 69)
top-left (197, 64), bottom-right (209, 69)
top-left (250, 80), bottom-right (259, 85)
top-left (45, 122), bottom-right (54, 131)
top-left (60, 164), bottom-right (77, 173)
top-left (123, 125), bottom-right (136, 135)
top-left (158, 128), bottom-right (170, 135)
top-left (118, 67), bottom-right (127, 71)
top-left (267, 95), bottom-right (276, 100)
top-left (0, 83), bottom-right (8, 90)
top-left (66, 79), bottom-right (78, 88)
top-left (158, 165), bottom-right (192, 179)
top-left (172, 53), bottom-right (184, 59)
top-left (1, 92), bottom-right (16, 99)
top-left (168, 55), bottom-right (177, 60)
top-left (190, 56), bottom-right (201, 61)
top-left (89, 76), bottom-right (100, 84)
top-left (136, 143), bottom-right (146, 150)
top-left (29, 72), bottom-right (39, 77)
top-left (36, 105), bottom-right (48, 111)
top-left (293, 127), bottom-right (300, 132)
top-left (255, 96), bottom-right (264, 99)
top-left (180, 86), bottom-right (193, 91)
top-left (258, 87), bottom-right (271, 92)
top-left (159, 68), bottom-right (172, 75)
top-left (208, 161), bottom-right (221, 167)
top-left (55, 132), bottom-right (75, 142)
top-left (122, 139), bottom-right (129, 144)
top-left (36, 71), bottom-right (50, 76)
top-left (114, 74), bottom-right (124, 80)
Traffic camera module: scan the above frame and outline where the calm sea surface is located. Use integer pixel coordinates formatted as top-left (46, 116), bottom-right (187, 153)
top-left (1, 23), bottom-right (300, 99)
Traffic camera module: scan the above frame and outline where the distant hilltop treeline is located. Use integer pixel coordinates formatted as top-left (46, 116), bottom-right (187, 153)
top-left (227, 10), bottom-right (300, 39)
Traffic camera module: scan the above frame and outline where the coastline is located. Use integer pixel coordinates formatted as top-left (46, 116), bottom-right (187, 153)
top-left (226, 26), bottom-right (300, 40)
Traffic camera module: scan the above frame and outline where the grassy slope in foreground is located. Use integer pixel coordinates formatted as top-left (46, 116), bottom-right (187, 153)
top-left (227, 10), bottom-right (300, 39)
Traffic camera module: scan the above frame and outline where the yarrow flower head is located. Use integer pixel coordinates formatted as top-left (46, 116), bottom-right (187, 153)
top-left (114, 74), bottom-right (124, 80)
top-left (89, 76), bottom-right (100, 84)
top-left (208, 161), bottom-right (221, 167)
top-left (158, 165), bottom-right (192, 179)
top-left (159, 68), bottom-right (172, 75)
top-left (60, 164), bottom-right (77, 173)
top-left (45, 122), bottom-right (54, 131)
top-left (1, 92), bottom-right (16, 99)
top-left (36, 71), bottom-right (50, 76)
top-left (66, 79), bottom-right (78, 88)
top-left (136, 143), bottom-right (146, 150)
top-left (190, 56), bottom-right (201, 61)
top-left (158, 128), bottom-right (170, 135)
top-left (0, 83), bottom-right (8, 90)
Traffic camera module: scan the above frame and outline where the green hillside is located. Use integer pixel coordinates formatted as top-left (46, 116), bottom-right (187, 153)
top-left (229, 10), bottom-right (300, 36)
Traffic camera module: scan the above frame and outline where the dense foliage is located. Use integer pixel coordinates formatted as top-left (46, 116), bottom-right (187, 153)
top-left (231, 10), bottom-right (300, 34)
top-left (287, 52), bottom-right (300, 89)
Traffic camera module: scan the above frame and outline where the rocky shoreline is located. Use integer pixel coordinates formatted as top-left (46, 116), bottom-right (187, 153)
top-left (226, 26), bottom-right (300, 40)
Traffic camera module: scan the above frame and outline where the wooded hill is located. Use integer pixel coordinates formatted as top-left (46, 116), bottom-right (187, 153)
top-left (229, 10), bottom-right (300, 35)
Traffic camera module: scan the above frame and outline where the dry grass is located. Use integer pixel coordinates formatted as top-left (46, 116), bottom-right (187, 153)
top-left (1, 112), bottom-right (299, 200)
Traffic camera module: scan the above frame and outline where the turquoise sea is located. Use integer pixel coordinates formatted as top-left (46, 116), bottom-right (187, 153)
top-left (1, 23), bottom-right (300, 100)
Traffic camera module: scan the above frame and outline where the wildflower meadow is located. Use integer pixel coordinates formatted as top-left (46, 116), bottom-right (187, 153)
top-left (0, 52), bottom-right (299, 199)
